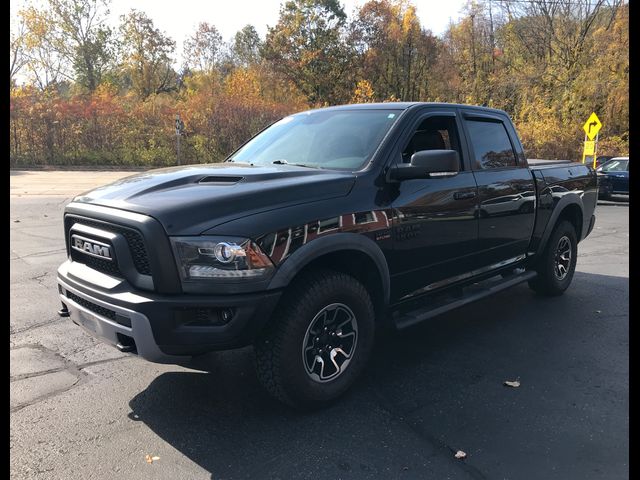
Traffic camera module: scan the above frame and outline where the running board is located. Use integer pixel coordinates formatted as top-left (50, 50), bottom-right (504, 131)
top-left (394, 270), bottom-right (537, 330)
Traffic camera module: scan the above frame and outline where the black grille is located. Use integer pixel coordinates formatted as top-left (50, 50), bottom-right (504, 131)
top-left (121, 230), bottom-right (150, 274)
top-left (65, 290), bottom-right (116, 321)
top-left (78, 252), bottom-right (120, 275)
top-left (65, 216), bottom-right (151, 275)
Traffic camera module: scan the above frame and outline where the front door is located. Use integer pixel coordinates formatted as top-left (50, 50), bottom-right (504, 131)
top-left (389, 110), bottom-right (480, 302)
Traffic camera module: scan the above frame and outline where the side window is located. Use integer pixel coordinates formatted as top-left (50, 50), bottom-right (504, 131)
top-left (401, 116), bottom-right (463, 169)
top-left (465, 119), bottom-right (517, 169)
top-left (602, 159), bottom-right (628, 172)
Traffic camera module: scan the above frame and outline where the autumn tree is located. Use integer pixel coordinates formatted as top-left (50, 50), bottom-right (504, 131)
top-left (10, 17), bottom-right (28, 87)
top-left (183, 22), bottom-right (225, 73)
top-left (118, 10), bottom-right (177, 98)
top-left (20, 6), bottom-right (71, 90)
top-left (437, 2), bottom-right (496, 106)
top-left (491, 0), bottom-right (626, 157)
top-left (9, 0), bottom-right (629, 166)
top-left (263, 0), bottom-right (353, 105)
top-left (349, 0), bottom-right (439, 101)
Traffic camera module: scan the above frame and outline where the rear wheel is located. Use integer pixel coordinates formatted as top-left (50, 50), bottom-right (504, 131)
top-left (528, 220), bottom-right (578, 296)
top-left (254, 269), bottom-right (375, 409)
top-left (599, 182), bottom-right (612, 199)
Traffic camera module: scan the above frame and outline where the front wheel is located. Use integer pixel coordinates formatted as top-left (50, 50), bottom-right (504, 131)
top-left (528, 220), bottom-right (578, 296)
top-left (254, 269), bottom-right (375, 409)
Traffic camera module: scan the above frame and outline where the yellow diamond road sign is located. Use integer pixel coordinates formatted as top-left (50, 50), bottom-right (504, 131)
top-left (583, 112), bottom-right (602, 140)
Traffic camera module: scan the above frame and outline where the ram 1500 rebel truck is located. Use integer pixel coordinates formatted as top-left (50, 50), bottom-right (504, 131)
top-left (57, 103), bottom-right (597, 408)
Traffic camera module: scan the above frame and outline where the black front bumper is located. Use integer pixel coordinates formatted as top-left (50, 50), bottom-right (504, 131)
top-left (57, 260), bottom-right (282, 363)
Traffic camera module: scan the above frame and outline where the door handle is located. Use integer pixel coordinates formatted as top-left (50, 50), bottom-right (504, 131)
top-left (453, 191), bottom-right (477, 200)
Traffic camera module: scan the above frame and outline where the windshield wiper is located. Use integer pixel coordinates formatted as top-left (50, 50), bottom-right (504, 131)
top-left (272, 160), bottom-right (319, 169)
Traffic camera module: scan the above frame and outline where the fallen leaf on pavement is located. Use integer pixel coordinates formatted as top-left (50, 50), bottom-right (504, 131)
top-left (504, 380), bottom-right (520, 388)
top-left (454, 450), bottom-right (467, 459)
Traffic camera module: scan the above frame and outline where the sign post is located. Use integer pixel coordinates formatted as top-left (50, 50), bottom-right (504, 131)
top-left (581, 112), bottom-right (602, 168)
top-left (175, 114), bottom-right (185, 165)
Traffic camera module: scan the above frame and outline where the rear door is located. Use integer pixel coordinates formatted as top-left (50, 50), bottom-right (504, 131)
top-left (460, 109), bottom-right (536, 268)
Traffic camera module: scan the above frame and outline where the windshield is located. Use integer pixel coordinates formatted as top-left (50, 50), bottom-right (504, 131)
top-left (228, 109), bottom-right (402, 170)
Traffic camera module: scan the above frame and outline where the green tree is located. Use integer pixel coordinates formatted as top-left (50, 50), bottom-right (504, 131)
top-left (231, 24), bottom-right (262, 67)
top-left (263, 0), bottom-right (352, 105)
top-left (47, 0), bottom-right (113, 92)
top-left (118, 10), bottom-right (177, 98)
top-left (183, 22), bottom-right (224, 73)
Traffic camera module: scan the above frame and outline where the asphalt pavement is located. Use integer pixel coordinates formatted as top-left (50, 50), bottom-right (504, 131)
top-left (10, 171), bottom-right (629, 479)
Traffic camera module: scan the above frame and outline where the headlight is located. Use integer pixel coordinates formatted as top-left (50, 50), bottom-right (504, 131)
top-left (170, 236), bottom-right (274, 282)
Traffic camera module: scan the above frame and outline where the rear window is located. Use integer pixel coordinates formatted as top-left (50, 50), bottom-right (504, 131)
top-left (466, 120), bottom-right (517, 169)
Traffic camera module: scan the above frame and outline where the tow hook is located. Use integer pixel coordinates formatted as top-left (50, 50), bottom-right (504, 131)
top-left (58, 303), bottom-right (70, 317)
top-left (116, 343), bottom-right (136, 353)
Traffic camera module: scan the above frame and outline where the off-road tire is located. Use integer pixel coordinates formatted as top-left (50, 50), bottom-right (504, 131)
top-left (528, 220), bottom-right (578, 296)
top-left (254, 269), bottom-right (375, 410)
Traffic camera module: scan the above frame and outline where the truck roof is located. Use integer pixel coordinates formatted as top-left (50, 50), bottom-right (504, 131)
top-left (309, 102), bottom-right (509, 116)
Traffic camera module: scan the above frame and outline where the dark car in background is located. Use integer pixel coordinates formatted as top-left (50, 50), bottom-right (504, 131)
top-left (596, 157), bottom-right (629, 198)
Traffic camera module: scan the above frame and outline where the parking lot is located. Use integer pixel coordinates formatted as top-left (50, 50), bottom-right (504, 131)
top-left (10, 170), bottom-right (628, 480)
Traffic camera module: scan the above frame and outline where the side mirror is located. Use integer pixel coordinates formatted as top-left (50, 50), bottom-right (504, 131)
top-left (389, 149), bottom-right (460, 181)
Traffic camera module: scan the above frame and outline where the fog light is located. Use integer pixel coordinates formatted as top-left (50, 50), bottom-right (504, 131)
top-left (173, 307), bottom-right (235, 327)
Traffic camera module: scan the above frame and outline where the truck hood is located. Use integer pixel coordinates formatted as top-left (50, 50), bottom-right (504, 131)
top-left (73, 163), bottom-right (356, 235)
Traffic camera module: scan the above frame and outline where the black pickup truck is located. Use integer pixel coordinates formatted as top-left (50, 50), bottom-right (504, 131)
top-left (57, 103), bottom-right (597, 408)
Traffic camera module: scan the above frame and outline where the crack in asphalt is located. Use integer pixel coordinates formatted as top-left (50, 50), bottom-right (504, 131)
top-left (11, 248), bottom-right (67, 261)
top-left (31, 272), bottom-right (50, 288)
top-left (77, 355), bottom-right (131, 370)
top-left (369, 383), bottom-right (489, 480)
top-left (10, 376), bottom-right (83, 414)
top-left (10, 345), bottom-right (131, 414)
top-left (10, 344), bottom-right (86, 413)
top-left (10, 316), bottom-right (65, 336)
top-left (10, 366), bottom-right (75, 383)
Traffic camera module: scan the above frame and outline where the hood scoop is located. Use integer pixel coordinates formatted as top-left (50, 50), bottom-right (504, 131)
top-left (199, 175), bottom-right (244, 185)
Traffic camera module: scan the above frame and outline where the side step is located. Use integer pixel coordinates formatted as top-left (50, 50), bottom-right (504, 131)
top-left (394, 270), bottom-right (537, 330)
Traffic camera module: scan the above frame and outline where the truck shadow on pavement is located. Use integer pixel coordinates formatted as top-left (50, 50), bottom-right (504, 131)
top-left (127, 272), bottom-right (628, 480)
top-left (597, 195), bottom-right (629, 206)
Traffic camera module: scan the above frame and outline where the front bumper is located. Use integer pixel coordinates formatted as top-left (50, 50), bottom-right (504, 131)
top-left (57, 260), bottom-right (282, 364)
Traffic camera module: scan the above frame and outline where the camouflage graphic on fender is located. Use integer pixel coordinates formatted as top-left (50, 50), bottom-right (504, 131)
top-left (256, 209), bottom-right (393, 265)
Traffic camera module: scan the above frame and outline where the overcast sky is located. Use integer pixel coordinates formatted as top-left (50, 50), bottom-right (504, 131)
top-left (12, 0), bottom-right (469, 66)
